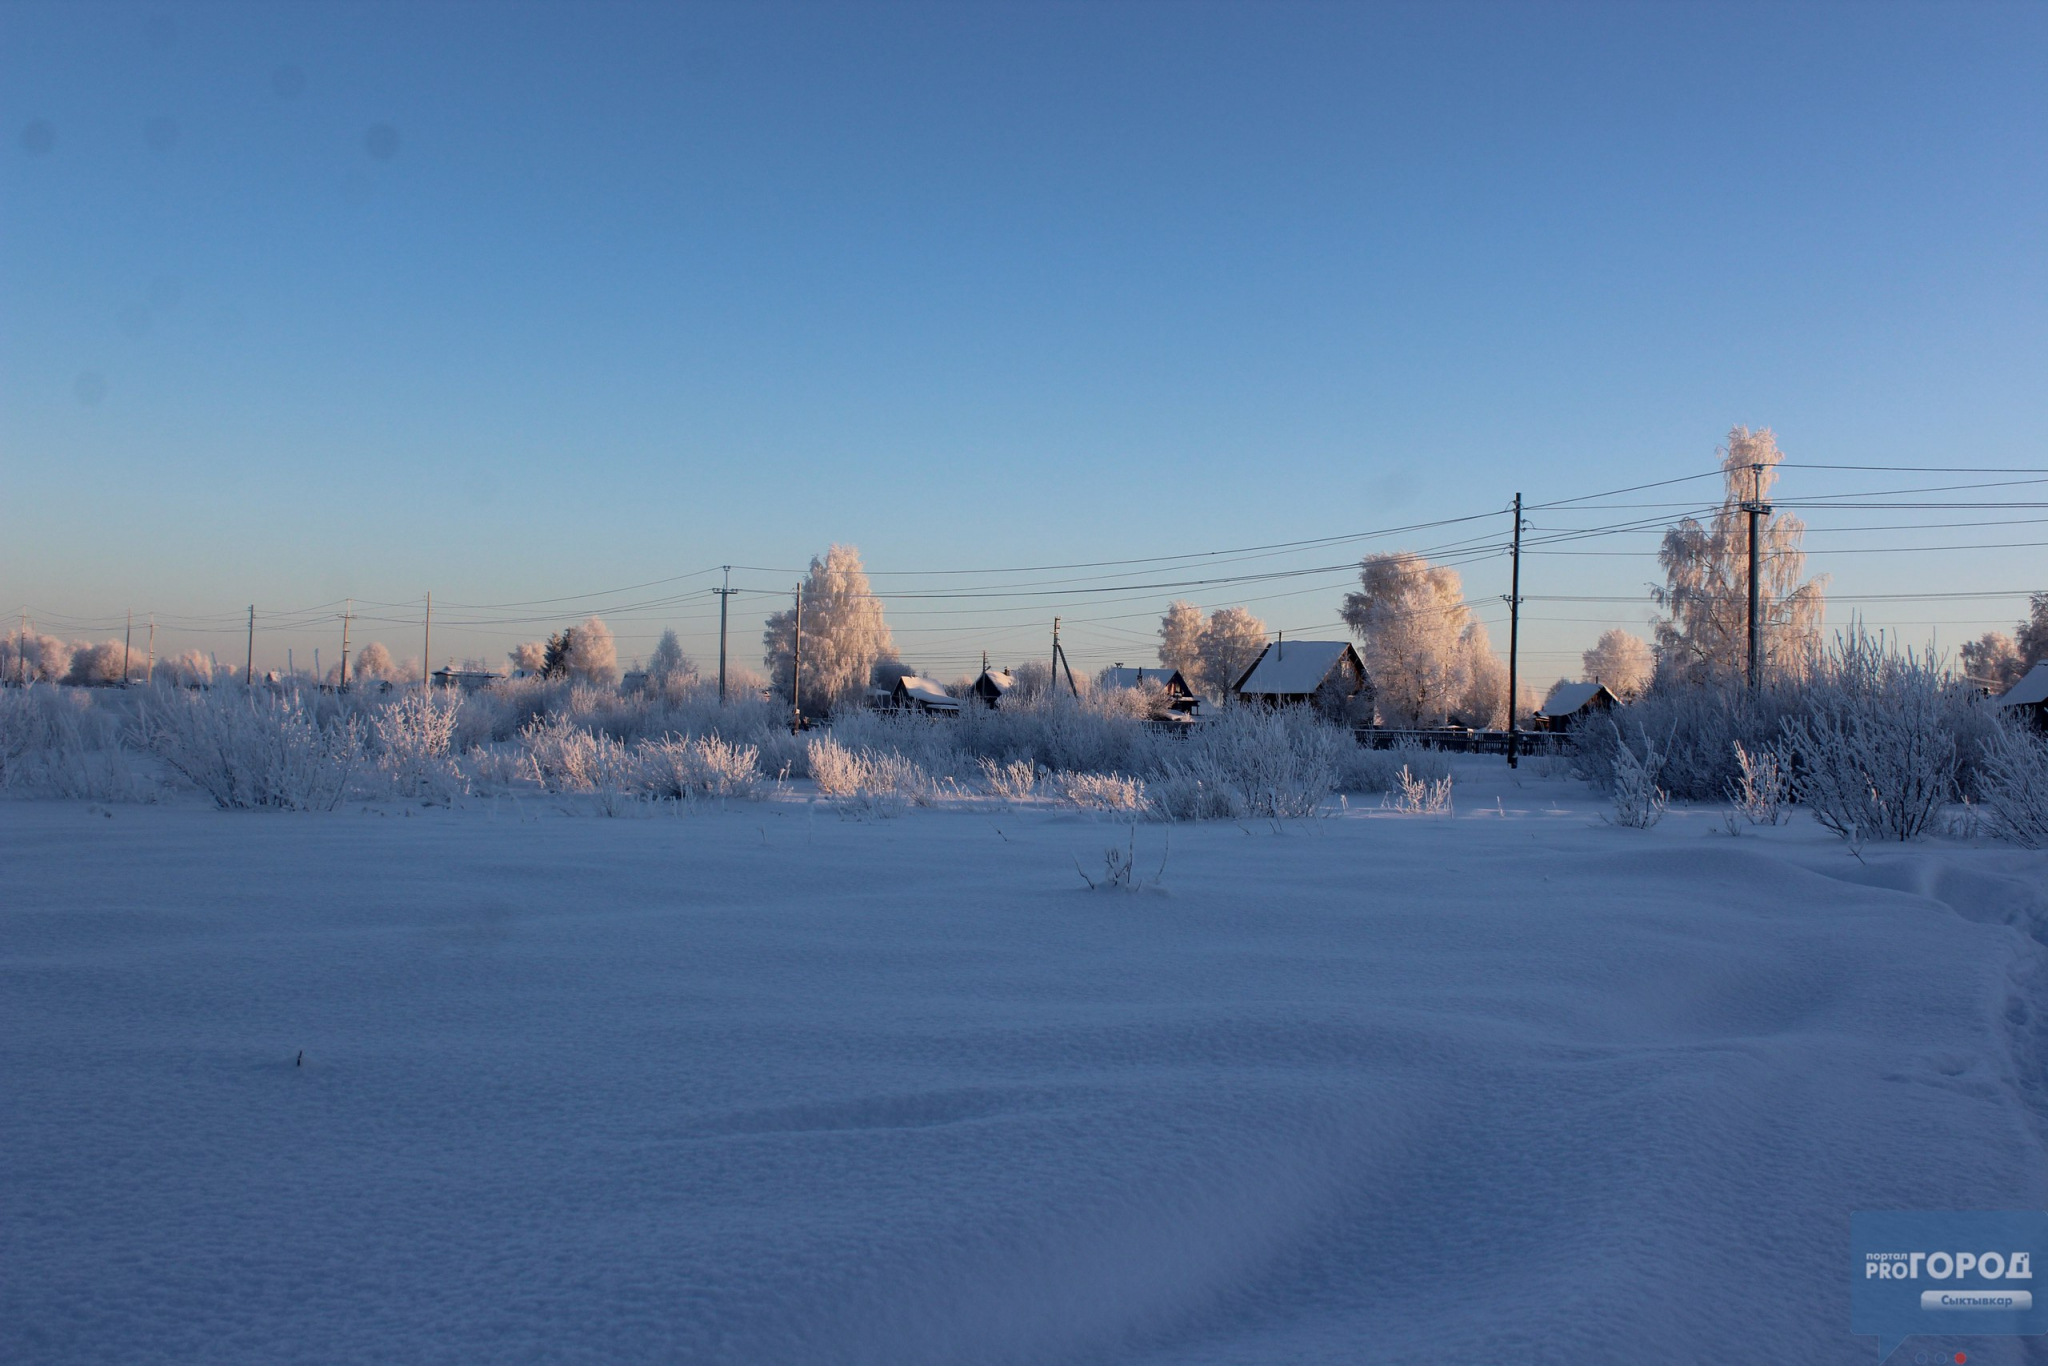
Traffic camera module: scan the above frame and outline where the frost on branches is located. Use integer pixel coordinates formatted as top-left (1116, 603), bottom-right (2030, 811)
top-left (1581, 630), bottom-right (1654, 702)
top-left (1652, 427), bottom-right (1826, 687)
top-left (762, 544), bottom-right (897, 711)
top-left (1340, 553), bottom-right (1507, 728)
top-left (1154, 600), bottom-right (1269, 695)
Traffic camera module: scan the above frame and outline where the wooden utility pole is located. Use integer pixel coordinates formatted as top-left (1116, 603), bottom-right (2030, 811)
top-left (790, 584), bottom-right (804, 731)
top-left (339, 601), bottom-right (353, 691)
top-left (245, 605), bottom-right (255, 686)
top-left (146, 617), bottom-right (154, 684)
top-left (123, 609), bottom-right (133, 686)
top-left (423, 592), bottom-right (432, 690)
top-left (1741, 464), bottom-right (1771, 690)
top-left (16, 609), bottom-right (24, 686)
top-left (1505, 492), bottom-right (1524, 768)
top-left (714, 566), bottom-right (737, 704)
top-left (1050, 617), bottom-right (1078, 697)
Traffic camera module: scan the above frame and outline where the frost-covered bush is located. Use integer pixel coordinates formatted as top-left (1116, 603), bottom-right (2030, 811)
top-left (1384, 765), bottom-right (1454, 814)
top-left (1728, 741), bottom-right (1791, 825)
top-left (374, 691), bottom-right (464, 800)
top-left (807, 736), bottom-right (932, 817)
top-left (636, 735), bottom-right (762, 802)
top-left (143, 688), bottom-right (362, 811)
top-left (1046, 770), bottom-right (1149, 813)
top-left (976, 756), bottom-right (1038, 803)
top-left (1971, 718), bottom-right (2048, 849)
top-left (520, 713), bottom-right (602, 792)
top-left (1606, 722), bottom-right (1669, 829)
top-left (1340, 740), bottom-right (1450, 794)
top-left (1576, 683), bottom-right (1798, 802)
top-left (0, 685), bottom-right (144, 800)
top-left (1779, 640), bottom-right (1960, 844)
top-left (1158, 707), bottom-right (1341, 819)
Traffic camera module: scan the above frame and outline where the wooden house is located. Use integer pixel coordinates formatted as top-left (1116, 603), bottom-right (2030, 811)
top-left (1533, 681), bottom-right (1619, 732)
top-left (968, 667), bottom-right (1017, 708)
top-left (890, 674), bottom-right (962, 715)
top-left (1231, 641), bottom-right (1369, 711)
top-left (1994, 661), bottom-right (2048, 731)
top-left (1097, 665), bottom-right (1200, 715)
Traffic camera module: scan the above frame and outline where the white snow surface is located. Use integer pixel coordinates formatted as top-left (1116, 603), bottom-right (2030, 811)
top-left (4, 763), bottom-right (2046, 1365)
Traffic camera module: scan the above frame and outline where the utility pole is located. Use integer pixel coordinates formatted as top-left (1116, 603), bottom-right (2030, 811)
top-left (17, 609), bottom-right (26, 686)
top-left (1505, 492), bottom-right (1524, 768)
top-left (1741, 463), bottom-right (1772, 690)
top-left (245, 605), bottom-right (255, 686)
top-left (146, 617), bottom-right (154, 684)
top-left (790, 584), bottom-right (804, 731)
top-left (713, 566), bottom-right (737, 705)
top-left (1050, 617), bottom-right (1078, 697)
top-left (423, 592), bottom-right (432, 690)
top-left (123, 610), bottom-right (133, 686)
top-left (339, 601), bottom-right (353, 691)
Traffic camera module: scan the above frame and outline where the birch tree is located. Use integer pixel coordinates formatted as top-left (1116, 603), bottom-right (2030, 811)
top-left (1581, 629), bottom-right (1655, 700)
top-left (1652, 427), bottom-right (1826, 686)
top-left (763, 544), bottom-right (896, 708)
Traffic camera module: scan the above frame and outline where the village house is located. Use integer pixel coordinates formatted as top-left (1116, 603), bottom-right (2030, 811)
top-left (1994, 661), bottom-right (2048, 731)
top-left (1098, 665), bottom-right (1200, 716)
top-left (1533, 681), bottom-right (1619, 732)
top-left (968, 667), bottom-right (1017, 708)
top-left (1230, 640), bottom-right (1370, 715)
top-left (889, 674), bottom-right (962, 715)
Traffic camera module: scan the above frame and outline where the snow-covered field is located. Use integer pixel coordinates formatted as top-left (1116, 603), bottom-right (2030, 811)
top-left (4, 761), bottom-right (2045, 1364)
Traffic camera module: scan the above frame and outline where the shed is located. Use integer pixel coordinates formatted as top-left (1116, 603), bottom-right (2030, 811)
top-left (1994, 661), bottom-right (2048, 731)
top-left (1231, 640), bottom-right (1369, 710)
top-left (968, 667), bottom-right (1017, 708)
top-left (432, 666), bottom-right (504, 692)
top-left (1534, 681), bottom-right (1619, 732)
top-left (1098, 665), bottom-right (1199, 715)
top-left (890, 674), bottom-right (962, 715)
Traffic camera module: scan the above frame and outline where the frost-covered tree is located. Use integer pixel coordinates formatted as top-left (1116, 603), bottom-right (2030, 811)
top-left (1581, 629), bottom-right (1655, 701)
top-left (355, 642), bottom-right (397, 681)
top-left (1197, 606), bottom-right (1269, 694)
top-left (762, 545), bottom-right (895, 709)
top-left (1652, 427), bottom-right (1826, 686)
top-left (1342, 553), bottom-right (1501, 727)
top-left (158, 648), bottom-right (213, 687)
top-left (1157, 601), bottom-right (1207, 683)
top-left (1961, 632), bottom-right (2026, 692)
top-left (65, 640), bottom-right (130, 685)
top-left (646, 629), bottom-right (696, 692)
top-left (1, 630), bottom-right (73, 684)
top-left (2015, 593), bottom-right (2048, 670)
top-left (562, 616), bottom-right (619, 685)
top-left (508, 640), bottom-right (548, 675)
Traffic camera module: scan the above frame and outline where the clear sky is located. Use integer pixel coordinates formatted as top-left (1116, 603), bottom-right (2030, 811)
top-left (3, 0), bottom-right (2043, 682)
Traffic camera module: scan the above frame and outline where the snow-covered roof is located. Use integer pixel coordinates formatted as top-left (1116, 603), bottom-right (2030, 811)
top-left (1540, 681), bottom-right (1613, 717)
top-left (1098, 666), bottom-right (1188, 693)
top-left (974, 669), bottom-right (1016, 694)
top-left (1996, 661), bottom-right (2048, 707)
top-left (1232, 641), bottom-right (1361, 696)
top-left (894, 675), bottom-right (960, 708)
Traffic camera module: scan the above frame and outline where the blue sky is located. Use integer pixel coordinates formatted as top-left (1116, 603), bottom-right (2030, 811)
top-left (3, 0), bottom-right (2043, 680)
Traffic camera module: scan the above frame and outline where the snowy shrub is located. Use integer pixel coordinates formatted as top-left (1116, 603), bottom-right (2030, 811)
top-left (585, 733), bottom-right (639, 816)
top-left (1340, 739), bottom-right (1450, 794)
top-left (143, 688), bottom-right (362, 811)
top-left (0, 685), bottom-right (145, 800)
top-left (374, 690), bottom-right (464, 800)
top-left (458, 745), bottom-right (529, 796)
top-left (520, 713), bottom-right (602, 792)
top-left (807, 736), bottom-right (932, 817)
top-left (1159, 706), bottom-right (1341, 819)
top-left (1144, 771), bottom-right (1243, 822)
top-left (636, 735), bottom-right (762, 802)
top-left (1046, 770), bottom-right (1149, 813)
top-left (1606, 722), bottom-right (1669, 829)
top-left (976, 756), bottom-right (1038, 803)
top-left (1384, 765), bottom-right (1454, 815)
top-left (1966, 718), bottom-right (2048, 849)
top-left (1576, 683), bottom-right (1797, 802)
top-left (1727, 741), bottom-right (1791, 825)
top-left (1075, 826), bottom-right (1168, 892)
top-left (1779, 639), bottom-right (1959, 844)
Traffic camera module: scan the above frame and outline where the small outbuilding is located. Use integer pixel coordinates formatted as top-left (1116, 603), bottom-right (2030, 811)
top-left (968, 667), bottom-right (1017, 708)
top-left (431, 666), bottom-right (505, 692)
top-left (1534, 681), bottom-right (1619, 732)
top-left (1993, 661), bottom-right (2048, 731)
top-left (890, 674), bottom-right (962, 716)
top-left (1231, 640), bottom-right (1369, 712)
